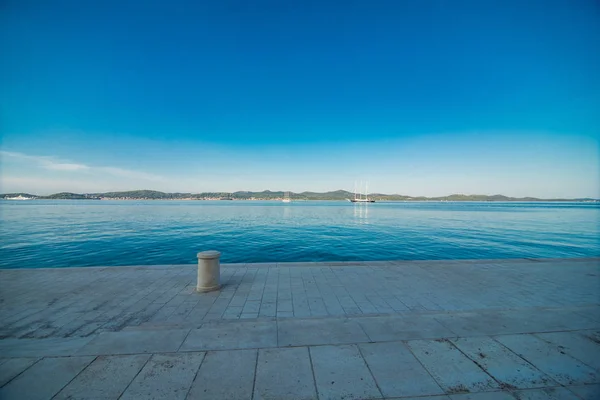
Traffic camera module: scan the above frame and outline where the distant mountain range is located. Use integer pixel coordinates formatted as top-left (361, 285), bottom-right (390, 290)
top-left (1, 190), bottom-right (598, 202)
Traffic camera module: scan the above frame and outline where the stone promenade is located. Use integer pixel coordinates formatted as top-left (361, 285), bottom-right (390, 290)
top-left (0, 258), bottom-right (599, 399)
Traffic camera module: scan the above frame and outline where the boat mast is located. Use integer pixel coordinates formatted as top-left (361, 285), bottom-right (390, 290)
top-left (366, 182), bottom-right (369, 201)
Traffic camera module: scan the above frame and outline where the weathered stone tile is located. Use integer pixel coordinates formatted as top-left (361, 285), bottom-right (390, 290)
top-left (222, 306), bottom-right (243, 319)
top-left (0, 357), bottom-right (39, 387)
top-left (276, 311), bottom-right (294, 318)
top-left (180, 320), bottom-right (277, 351)
top-left (228, 295), bottom-right (248, 307)
top-left (396, 295), bottom-right (428, 311)
top-left (326, 262), bottom-right (368, 267)
top-left (254, 347), bottom-right (317, 400)
top-left (495, 334), bottom-right (599, 385)
top-left (567, 384), bottom-right (600, 400)
top-left (359, 341), bottom-right (445, 397)
top-left (578, 308), bottom-right (600, 323)
top-left (357, 314), bottom-right (455, 342)
top-left (535, 331), bottom-right (600, 371)
top-left (259, 302), bottom-right (276, 317)
top-left (436, 309), bottom-right (599, 338)
top-left (147, 306), bottom-right (177, 322)
top-left (356, 301), bottom-right (379, 314)
top-left (278, 318), bottom-right (369, 347)
top-left (120, 352), bottom-right (205, 400)
top-left (310, 344), bottom-right (381, 400)
top-left (322, 302), bottom-right (345, 316)
top-left (310, 308), bottom-right (329, 317)
top-left (293, 305), bottom-right (313, 318)
top-left (511, 386), bottom-right (581, 399)
top-left (70, 321), bottom-right (108, 337)
top-left (20, 311), bottom-right (81, 339)
top-left (166, 302), bottom-right (201, 323)
top-left (54, 354), bottom-right (150, 399)
top-left (277, 262), bottom-right (315, 267)
top-left (242, 300), bottom-right (261, 313)
top-left (342, 306), bottom-right (363, 315)
top-left (337, 296), bottom-right (358, 307)
top-left (449, 392), bottom-right (517, 400)
top-left (277, 299), bottom-right (293, 312)
top-left (1, 259), bottom-right (600, 398)
top-left (0, 337), bottom-right (94, 358)
top-left (309, 298), bottom-right (328, 314)
top-left (77, 329), bottom-right (190, 355)
top-left (0, 356), bottom-right (94, 400)
top-left (188, 349), bottom-right (256, 400)
top-left (451, 337), bottom-right (555, 389)
top-left (394, 396), bottom-right (451, 400)
top-left (407, 339), bottom-right (499, 393)
top-left (221, 263), bottom-right (247, 268)
top-left (202, 312), bottom-right (223, 321)
top-left (247, 291), bottom-right (264, 301)
top-left (248, 263), bottom-right (276, 268)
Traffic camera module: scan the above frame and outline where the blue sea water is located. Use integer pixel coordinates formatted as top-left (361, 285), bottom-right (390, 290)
top-left (0, 200), bottom-right (598, 268)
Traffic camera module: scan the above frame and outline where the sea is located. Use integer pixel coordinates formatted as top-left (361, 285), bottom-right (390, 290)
top-left (0, 200), bottom-right (598, 268)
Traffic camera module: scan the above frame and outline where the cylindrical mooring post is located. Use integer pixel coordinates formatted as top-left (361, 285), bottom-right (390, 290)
top-left (196, 250), bottom-right (221, 293)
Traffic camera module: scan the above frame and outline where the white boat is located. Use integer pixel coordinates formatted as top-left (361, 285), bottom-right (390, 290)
top-left (282, 191), bottom-right (291, 203)
top-left (349, 181), bottom-right (375, 203)
top-left (5, 195), bottom-right (34, 200)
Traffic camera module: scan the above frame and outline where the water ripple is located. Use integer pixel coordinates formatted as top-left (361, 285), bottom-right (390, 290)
top-left (0, 200), bottom-right (598, 268)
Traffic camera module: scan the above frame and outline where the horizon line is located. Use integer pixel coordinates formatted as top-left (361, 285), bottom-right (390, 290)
top-left (1, 189), bottom-right (598, 200)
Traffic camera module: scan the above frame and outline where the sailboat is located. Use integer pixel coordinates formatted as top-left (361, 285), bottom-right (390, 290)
top-left (349, 181), bottom-right (375, 203)
top-left (282, 191), bottom-right (291, 203)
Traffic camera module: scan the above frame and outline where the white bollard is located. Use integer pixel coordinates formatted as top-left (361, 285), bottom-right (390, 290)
top-left (196, 250), bottom-right (221, 293)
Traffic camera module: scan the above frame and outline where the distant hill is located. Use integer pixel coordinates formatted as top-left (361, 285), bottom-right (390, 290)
top-left (41, 192), bottom-right (98, 200)
top-left (1, 190), bottom-right (597, 202)
top-left (91, 190), bottom-right (176, 199)
top-left (0, 193), bottom-right (39, 199)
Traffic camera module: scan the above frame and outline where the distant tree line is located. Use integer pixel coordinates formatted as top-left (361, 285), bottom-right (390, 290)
top-left (1, 190), bottom-right (597, 202)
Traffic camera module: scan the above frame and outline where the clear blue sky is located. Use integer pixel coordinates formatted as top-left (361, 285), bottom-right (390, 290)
top-left (1, 0), bottom-right (599, 197)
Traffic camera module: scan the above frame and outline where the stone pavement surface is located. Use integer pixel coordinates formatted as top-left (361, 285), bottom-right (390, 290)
top-left (0, 258), bottom-right (599, 399)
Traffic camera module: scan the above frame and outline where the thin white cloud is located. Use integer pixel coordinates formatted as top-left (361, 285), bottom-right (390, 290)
top-left (44, 162), bottom-right (90, 171)
top-left (0, 150), bottom-right (56, 165)
top-left (0, 150), bottom-right (164, 181)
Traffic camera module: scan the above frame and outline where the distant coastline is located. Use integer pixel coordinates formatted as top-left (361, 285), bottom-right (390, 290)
top-left (1, 190), bottom-right (598, 202)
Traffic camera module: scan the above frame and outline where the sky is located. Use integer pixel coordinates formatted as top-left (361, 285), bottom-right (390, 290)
top-left (1, 0), bottom-right (599, 198)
